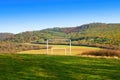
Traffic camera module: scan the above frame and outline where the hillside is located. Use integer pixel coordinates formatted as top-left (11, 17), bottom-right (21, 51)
top-left (70, 23), bottom-right (120, 47)
top-left (1, 23), bottom-right (120, 49)
top-left (0, 33), bottom-right (14, 40)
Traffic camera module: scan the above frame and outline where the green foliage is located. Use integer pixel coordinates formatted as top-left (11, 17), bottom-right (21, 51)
top-left (35, 39), bottom-right (45, 43)
top-left (70, 23), bottom-right (120, 49)
top-left (10, 29), bottom-right (68, 43)
top-left (1, 23), bottom-right (120, 49)
top-left (0, 54), bottom-right (120, 80)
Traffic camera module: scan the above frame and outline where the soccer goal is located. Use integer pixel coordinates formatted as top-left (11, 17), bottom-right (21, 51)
top-left (46, 39), bottom-right (72, 55)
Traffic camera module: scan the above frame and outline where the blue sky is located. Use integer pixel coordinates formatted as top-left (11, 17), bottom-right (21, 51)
top-left (0, 0), bottom-right (120, 33)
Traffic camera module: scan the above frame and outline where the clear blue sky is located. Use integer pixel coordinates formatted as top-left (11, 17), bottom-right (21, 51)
top-left (0, 0), bottom-right (120, 33)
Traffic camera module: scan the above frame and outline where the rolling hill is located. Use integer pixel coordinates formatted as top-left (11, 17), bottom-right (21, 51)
top-left (1, 23), bottom-right (120, 49)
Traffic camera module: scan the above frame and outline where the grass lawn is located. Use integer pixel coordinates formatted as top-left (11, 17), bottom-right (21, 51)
top-left (0, 54), bottom-right (120, 80)
top-left (18, 45), bottom-right (101, 55)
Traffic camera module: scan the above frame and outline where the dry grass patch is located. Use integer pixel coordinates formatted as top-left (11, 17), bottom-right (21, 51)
top-left (18, 45), bottom-right (101, 56)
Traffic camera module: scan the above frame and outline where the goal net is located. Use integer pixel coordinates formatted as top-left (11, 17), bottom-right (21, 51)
top-left (46, 39), bottom-right (72, 55)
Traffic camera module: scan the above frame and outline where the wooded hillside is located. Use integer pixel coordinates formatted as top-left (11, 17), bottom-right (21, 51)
top-left (0, 33), bottom-right (14, 40)
top-left (1, 23), bottom-right (120, 49)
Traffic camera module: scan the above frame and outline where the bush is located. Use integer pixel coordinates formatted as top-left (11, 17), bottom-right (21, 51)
top-left (0, 42), bottom-right (48, 53)
top-left (81, 50), bottom-right (120, 58)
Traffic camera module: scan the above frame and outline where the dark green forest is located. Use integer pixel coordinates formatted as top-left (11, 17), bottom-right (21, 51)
top-left (1, 23), bottom-right (120, 49)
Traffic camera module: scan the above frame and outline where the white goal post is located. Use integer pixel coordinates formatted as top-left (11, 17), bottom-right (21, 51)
top-left (46, 39), bottom-right (72, 55)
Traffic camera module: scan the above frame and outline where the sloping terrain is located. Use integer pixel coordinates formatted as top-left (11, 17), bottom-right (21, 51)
top-left (0, 33), bottom-right (14, 40)
top-left (1, 23), bottom-right (120, 49)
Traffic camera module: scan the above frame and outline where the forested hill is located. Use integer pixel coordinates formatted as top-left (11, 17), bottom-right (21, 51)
top-left (0, 33), bottom-right (14, 40)
top-left (1, 23), bottom-right (120, 48)
top-left (69, 23), bottom-right (120, 48)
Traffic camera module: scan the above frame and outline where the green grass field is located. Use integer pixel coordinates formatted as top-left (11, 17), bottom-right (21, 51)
top-left (18, 45), bottom-right (101, 55)
top-left (0, 54), bottom-right (120, 80)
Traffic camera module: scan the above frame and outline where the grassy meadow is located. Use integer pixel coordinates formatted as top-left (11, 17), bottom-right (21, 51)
top-left (18, 45), bottom-right (101, 55)
top-left (0, 54), bottom-right (120, 80)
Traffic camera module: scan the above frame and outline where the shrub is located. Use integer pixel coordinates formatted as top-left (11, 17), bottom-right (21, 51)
top-left (0, 42), bottom-right (48, 53)
top-left (81, 50), bottom-right (120, 58)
